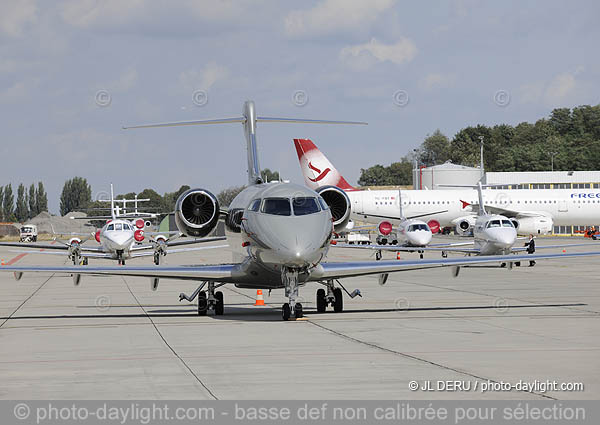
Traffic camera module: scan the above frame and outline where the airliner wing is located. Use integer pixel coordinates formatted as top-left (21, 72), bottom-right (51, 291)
top-left (469, 203), bottom-right (547, 219)
top-left (310, 251), bottom-right (600, 280)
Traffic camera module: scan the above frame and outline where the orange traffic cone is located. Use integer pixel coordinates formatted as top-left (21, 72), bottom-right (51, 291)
top-left (396, 252), bottom-right (401, 260)
top-left (254, 289), bottom-right (265, 306)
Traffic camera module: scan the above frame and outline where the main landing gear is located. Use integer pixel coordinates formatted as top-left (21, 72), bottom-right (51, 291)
top-left (179, 281), bottom-right (225, 316)
top-left (316, 281), bottom-right (344, 313)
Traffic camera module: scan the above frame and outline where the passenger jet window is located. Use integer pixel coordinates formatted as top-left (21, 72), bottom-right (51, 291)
top-left (293, 197), bottom-right (320, 215)
top-left (262, 198), bottom-right (291, 216)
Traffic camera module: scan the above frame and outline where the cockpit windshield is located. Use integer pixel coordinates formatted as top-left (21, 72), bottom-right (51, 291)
top-left (107, 224), bottom-right (114, 231)
top-left (502, 220), bottom-right (514, 227)
top-left (292, 197), bottom-right (320, 216)
top-left (123, 223), bottom-right (131, 230)
top-left (262, 198), bottom-right (291, 216)
top-left (115, 223), bottom-right (123, 231)
top-left (487, 220), bottom-right (501, 228)
top-left (408, 224), bottom-right (429, 231)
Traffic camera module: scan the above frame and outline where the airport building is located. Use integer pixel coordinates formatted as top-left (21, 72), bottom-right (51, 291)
top-left (413, 164), bottom-right (600, 235)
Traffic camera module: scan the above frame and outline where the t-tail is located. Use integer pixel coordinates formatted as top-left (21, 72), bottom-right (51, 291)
top-left (123, 101), bottom-right (366, 186)
top-left (293, 138), bottom-right (356, 191)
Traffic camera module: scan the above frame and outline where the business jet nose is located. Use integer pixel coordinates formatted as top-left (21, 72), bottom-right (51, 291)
top-left (493, 229), bottom-right (517, 249)
top-left (407, 230), bottom-right (432, 247)
top-left (254, 213), bottom-right (331, 267)
top-left (109, 232), bottom-right (133, 250)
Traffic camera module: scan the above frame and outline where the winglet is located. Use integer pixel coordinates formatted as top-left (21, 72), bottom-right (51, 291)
top-left (460, 200), bottom-right (470, 209)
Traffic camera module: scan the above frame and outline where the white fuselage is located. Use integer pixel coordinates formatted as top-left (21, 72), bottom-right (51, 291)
top-left (396, 219), bottom-right (433, 247)
top-left (347, 189), bottom-right (600, 228)
top-left (472, 215), bottom-right (518, 255)
top-left (98, 219), bottom-right (137, 259)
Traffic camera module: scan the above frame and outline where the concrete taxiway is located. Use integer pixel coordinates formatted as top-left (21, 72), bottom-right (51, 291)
top-left (0, 237), bottom-right (598, 400)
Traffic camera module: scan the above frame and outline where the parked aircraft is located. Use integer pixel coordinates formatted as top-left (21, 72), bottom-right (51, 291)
top-left (294, 138), bottom-right (600, 236)
top-left (3, 102), bottom-right (600, 321)
top-left (0, 184), bottom-right (226, 265)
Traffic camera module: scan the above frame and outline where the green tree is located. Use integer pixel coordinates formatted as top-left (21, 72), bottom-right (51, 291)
top-left (60, 177), bottom-right (92, 216)
top-left (388, 159), bottom-right (413, 185)
top-left (0, 186), bottom-right (4, 221)
top-left (358, 165), bottom-right (392, 186)
top-left (3, 184), bottom-right (15, 222)
top-left (36, 182), bottom-right (48, 213)
top-left (261, 168), bottom-right (280, 182)
top-left (419, 130), bottom-right (450, 166)
top-left (28, 183), bottom-right (37, 218)
top-left (15, 184), bottom-right (28, 222)
top-left (217, 186), bottom-right (246, 207)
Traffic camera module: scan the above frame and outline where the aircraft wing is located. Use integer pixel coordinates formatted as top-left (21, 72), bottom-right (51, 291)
top-left (467, 203), bottom-right (547, 219)
top-left (0, 242), bottom-right (69, 251)
top-left (309, 250), bottom-right (600, 280)
top-left (130, 236), bottom-right (226, 251)
top-left (130, 244), bottom-right (228, 257)
top-left (1, 264), bottom-right (239, 282)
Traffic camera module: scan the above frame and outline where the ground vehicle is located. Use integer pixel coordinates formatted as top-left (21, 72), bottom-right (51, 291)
top-left (347, 232), bottom-right (370, 245)
top-left (376, 231), bottom-right (398, 245)
top-left (20, 225), bottom-right (38, 242)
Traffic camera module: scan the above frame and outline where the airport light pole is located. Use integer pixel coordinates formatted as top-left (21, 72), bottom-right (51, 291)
top-left (549, 151), bottom-right (558, 172)
top-left (478, 136), bottom-right (484, 182)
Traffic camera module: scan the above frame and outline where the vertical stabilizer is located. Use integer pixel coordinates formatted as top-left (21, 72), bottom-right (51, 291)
top-left (293, 138), bottom-right (355, 191)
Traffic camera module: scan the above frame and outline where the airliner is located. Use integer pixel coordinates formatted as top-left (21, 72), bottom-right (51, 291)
top-left (294, 139), bottom-right (600, 236)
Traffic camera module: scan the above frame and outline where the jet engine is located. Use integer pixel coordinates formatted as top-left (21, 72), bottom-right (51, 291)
top-left (317, 185), bottom-right (351, 233)
top-left (174, 188), bottom-right (220, 237)
top-left (510, 215), bottom-right (553, 235)
top-left (68, 237), bottom-right (82, 246)
top-left (453, 216), bottom-right (476, 236)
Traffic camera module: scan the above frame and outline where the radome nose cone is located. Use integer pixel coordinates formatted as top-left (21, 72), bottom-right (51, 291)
top-left (409, 231), bottom-right (432, 247)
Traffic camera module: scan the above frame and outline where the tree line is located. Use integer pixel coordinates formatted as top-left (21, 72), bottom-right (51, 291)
top-left (0, 182), bottom-right (48, 222)
top-left (358, 104), bottom-right (600, 186)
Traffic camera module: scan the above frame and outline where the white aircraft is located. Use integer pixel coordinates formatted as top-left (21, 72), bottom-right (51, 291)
top-left (344, 183), bottom-right (590, 273)
top-left (4, 101), bottom-right (600, 321)
top-left (294, 138), bottom-right (600, 236)
top-left (0, 184), bottom-right (226, 266)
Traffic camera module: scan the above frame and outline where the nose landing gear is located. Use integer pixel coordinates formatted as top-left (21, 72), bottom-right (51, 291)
top-left (282, 268), bottom-right (303, 320)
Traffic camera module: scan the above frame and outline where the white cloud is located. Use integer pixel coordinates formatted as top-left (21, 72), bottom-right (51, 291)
top-left (419, 73), bottom-right (455, 90)
top-left (520, 69), bottom-right (583, 106)
top-left (339, 37), bottom-right (417, 70)
top-left (0, 78), bottom-right (40, 103)
top-left (285, 0), bottom-right (396, 37)
top-left (60, 0), bottom-right (252, 29)
top-left (178, 62), bottom-right (229, 91)
top-left (0, 0), bottom-right (38, 37)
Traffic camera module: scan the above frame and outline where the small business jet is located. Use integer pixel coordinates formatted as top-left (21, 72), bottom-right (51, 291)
top-left (0, 185), bottom-right (225, 265)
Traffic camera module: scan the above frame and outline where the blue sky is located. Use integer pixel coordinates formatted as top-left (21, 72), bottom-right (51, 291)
top-left (1, 0), bottom-right (598, 213)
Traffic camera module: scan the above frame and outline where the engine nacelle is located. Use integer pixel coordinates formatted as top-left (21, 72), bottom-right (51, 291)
top-left (510, 216), bottom-right (553, 235)
top-left (452, 216), bottom-right (476, 236)
top-left (174, 188), bottom-right (220, 237)
top-left (317, 185), bottom-right (351, 233)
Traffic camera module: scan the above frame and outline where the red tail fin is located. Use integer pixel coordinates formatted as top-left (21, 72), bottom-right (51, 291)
top-left (293, 138), bottom-right (355, 191)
